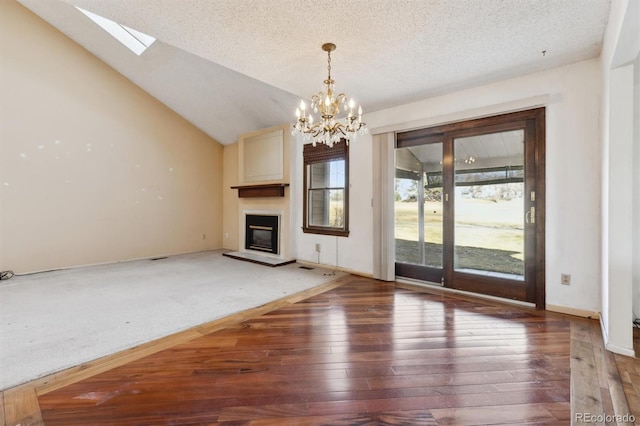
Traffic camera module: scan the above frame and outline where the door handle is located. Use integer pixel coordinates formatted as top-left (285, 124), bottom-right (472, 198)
top-left (525, 206), bottom-right (535, 224)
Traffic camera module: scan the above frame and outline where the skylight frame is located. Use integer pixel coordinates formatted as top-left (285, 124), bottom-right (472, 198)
top-left (76, 6), bottom-right (156, 56)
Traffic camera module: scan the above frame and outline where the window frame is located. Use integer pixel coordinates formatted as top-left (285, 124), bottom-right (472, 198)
top-left (302, 140), bottom-right (349, 237)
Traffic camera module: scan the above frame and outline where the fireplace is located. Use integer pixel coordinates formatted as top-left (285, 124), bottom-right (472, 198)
top-left (245, 214), bottom-right (279, 255)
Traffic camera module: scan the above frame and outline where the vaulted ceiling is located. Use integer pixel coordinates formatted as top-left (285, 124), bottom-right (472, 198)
top-left (18, 0), bottom-right (611, 145)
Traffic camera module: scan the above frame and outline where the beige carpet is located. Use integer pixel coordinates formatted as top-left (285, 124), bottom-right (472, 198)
top-left (0, 250), bottom-right (344, 390)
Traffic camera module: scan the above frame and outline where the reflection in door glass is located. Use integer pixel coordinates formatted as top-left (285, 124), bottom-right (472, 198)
top-left (454, 130), bottom-right (525, 279)
top-left (395, 143), bottom-right (443, 268)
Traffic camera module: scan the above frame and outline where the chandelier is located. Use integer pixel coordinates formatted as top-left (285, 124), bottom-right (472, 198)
top-left (292, 43), bottom-right (367, 147)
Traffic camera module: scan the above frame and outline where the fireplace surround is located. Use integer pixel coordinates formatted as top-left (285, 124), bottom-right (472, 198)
top-left (244, 214), bottom-right (280, 255)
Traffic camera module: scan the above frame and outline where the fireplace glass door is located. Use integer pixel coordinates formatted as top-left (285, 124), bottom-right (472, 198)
top-left (245, 214), bottom-right (279, 255)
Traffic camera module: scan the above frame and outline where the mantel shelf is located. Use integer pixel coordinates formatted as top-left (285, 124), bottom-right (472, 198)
top-left (231, 183), bottom-right (289, 198)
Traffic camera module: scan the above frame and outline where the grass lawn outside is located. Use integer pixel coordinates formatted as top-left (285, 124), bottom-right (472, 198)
top-left (395, 199), bottom-right (525, 276)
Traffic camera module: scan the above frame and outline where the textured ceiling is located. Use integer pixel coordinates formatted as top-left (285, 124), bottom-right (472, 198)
top-left (17, 0), bottom-right (611, 144)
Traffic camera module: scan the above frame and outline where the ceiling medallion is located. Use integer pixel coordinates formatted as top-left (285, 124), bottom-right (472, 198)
top-left (292, 43), bottom-right (367, 147)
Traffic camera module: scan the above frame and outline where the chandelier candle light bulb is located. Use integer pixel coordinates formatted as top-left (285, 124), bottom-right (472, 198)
top-left (292, 43), bottom-right (367, 147)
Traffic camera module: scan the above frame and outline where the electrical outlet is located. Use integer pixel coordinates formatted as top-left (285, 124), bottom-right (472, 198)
top-left (225, 232), bottom-right (229, 239)
top-left (561, 274), bottom-right (571, 285)
top-left (202, 233), bottom-right (206, 240)
top-left (315, 243), bottom-right (321, 253)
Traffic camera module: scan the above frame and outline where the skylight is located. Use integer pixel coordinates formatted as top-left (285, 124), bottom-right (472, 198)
top-left (76, 7), bottom-right (156, 56)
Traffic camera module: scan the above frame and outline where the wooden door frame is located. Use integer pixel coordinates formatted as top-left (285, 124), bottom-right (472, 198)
top-left (396, 108), bottom-right (546, 308)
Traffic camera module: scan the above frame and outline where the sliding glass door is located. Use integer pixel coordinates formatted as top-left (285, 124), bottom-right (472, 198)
top-left (395, 138), bottom-right (444, 284)
top-left (395, 109), bottom-right (545, 307)
top-left (453, 129), bottom-right (525, 279)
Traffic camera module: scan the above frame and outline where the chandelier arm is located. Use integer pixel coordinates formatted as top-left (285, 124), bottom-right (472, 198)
top-left (310, 123), bottom-right (322, 134)
top-left (292, 42), bottom-right (367, 145)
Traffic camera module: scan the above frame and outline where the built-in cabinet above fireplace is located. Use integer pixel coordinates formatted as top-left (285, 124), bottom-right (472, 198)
top-left (239, 129), bottom-right (284, 183)
top-left (233, 128), bottom-right (290, 198)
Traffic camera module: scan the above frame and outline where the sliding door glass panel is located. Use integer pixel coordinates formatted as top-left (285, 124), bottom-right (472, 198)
top-left (453, 130), bottom-right (525, 279)
top-left (395, 143), bottom-right (443, 268)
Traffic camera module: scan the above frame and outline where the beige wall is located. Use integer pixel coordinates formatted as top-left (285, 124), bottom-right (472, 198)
top-left (0, 1), bottom-right (223, 273)
top-left (222, 143), bottom-right (239, 251)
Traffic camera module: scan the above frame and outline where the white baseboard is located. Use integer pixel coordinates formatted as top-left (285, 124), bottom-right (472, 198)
top-left (546, 304), bottom-right (600, 319)
top-left (599, 316), bottom-right (637, 357)
top-left (600, 315), bottom-right (608, 344)
top-left (605, 343), bottom-right (636, 357)
top-left (14, 249), bottom-right (219, 276)
top-left (295, 260), bottom-right (373, 279)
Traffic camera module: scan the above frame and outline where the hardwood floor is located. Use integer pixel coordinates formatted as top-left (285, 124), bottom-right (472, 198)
top-left (615, 328), bottom-right (640, 421)
top-left (2, 275), bottom-right (638, 425)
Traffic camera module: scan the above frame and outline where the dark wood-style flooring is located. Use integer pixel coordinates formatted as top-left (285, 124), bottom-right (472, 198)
top-left (2, 275), bottom-right (638, 425)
